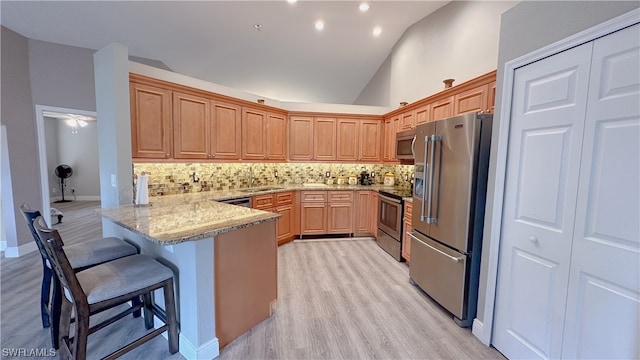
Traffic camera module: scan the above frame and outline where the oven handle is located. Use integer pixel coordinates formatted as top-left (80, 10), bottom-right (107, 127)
top-left (379, 194), bottom-right (401, 204)
top-left (420, 135), bottom-right (430, 221)
top-left (408, 232), bottom-right (463, 263)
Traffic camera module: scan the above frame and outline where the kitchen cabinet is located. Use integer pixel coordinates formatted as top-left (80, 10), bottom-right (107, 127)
top-left (486, 81), bottom-right (496, 114)
top-left (266, 112), bottom-right (287, 160)
top-left (430, 96), bottom-right (454, 122)
top-left (252, 191), bottom-right (296, 245)
top-left (402, 201), bottom-right (413, 263)
top-left (336, 118), bottom-right (359, 161)
top-left (354, 191), bottom-right (371, 234)
top-left (453, 84), bottom-right (489, 116)
top-left (130, 82), bottom-right (172, 159)
top-left (300, 191), bottom-right (328, 235)
top-left (314, 117), bottom-right (337, 161)
top-left (400, 111), bottom-right (414, 130)
top-left (383, 115), bottom-right (400, 162)
top-left (359, 120), bottom-right (383, 162)
top-left (414, 105), bottom-right (429, 126)
top-left (289, 116), bottom-right (314, 161)
top-left (242, 107), bottom-right (267, 160)
top-left (327, 191), bottom-right (354, 234)
top-left (370, 192), bottom-right (379, 236)
top-left (300, 191), bottom-right (353, 235)
top-left (210, 100), bottom-right (241, 159)
top-left (173, 92), bottom-right (211, 159)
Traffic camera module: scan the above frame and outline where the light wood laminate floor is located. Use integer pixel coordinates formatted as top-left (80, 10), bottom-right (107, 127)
top-left (1, 201), bottom-right (505, 359)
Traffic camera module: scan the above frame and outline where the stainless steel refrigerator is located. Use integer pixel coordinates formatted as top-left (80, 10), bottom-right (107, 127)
top-left (409, 112), bottom-right (492, 327)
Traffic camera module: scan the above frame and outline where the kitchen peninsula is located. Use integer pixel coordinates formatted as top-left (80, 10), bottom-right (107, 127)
top-left (99, 193), bottom-right (281, 359)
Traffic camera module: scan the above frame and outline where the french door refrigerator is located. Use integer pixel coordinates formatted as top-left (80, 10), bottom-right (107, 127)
top-left (409, 112), bottom-right (492, 327)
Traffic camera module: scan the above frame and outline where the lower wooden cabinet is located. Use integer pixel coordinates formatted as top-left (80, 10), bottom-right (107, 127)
top-left (252, 191), bottom-right (296, 245)
top-left (300, 191), bottom-right (354, 235)
top-left (354, 191), bottom-right (371, 233)
top-left (300, 203), bottom-right (328, 235)
top-left (370, 192), bottom-right (379, 236)
top-left (402, 201), bottom-right (413, 263)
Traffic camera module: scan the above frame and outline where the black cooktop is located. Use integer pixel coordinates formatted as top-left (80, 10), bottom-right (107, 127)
top-left (379, 188), bottom-right (413, 200)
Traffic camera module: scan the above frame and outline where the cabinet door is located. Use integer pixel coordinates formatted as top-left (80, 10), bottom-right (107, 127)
top-left (300, 203), bottom-right (327, 234)
top-left (402, 221), bottom-right (412, 263)
top-left (275, 205), bottom-right (294, 245)
top-left (266, 113), bottom-right (287, 160)
top-left (486, 81), bottom-right (497, 114)
top-left (327, 203), bottom-right (353, 234)
top-left (211, 100), bottom-right (241, 159)
top-left (173, 92), bottom-right (210, 159)
top-left (354, 191), bottom-right (370, 233)
top-left (401, 111), bottom-right (414, 130)
top-left (370, 192), bottom-right (379, 235)
top-left (454, 84), bottom-right (488, 116)
top-left (289, 116), bottom-right (314, 160)
top-left (383, 119), bottom-right (393, 161)
top-left (314, 117), bottom-right (336, 161)
top-left (430, 96), bottom-right (453, 121)
top-left (241, 107), bottom-right (267, 160)
top-left (252, 194), bottom-right (275, 210)
top-left (336, 118), bottom-right (359, 161)
top-left (414, 105), bottom-right (429, 126)
top-left (130, 83), bottom-right (172, 159)
top-left (360, 120), bottom-right (382, 162)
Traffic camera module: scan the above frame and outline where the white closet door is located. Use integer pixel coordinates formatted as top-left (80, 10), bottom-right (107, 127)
top-left (493, 43), bottom-right (593, 359)
top-left (561, 24), bottom-right (640, 359)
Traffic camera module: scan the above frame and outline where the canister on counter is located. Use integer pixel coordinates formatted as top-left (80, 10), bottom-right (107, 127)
top-left (384, 172), bottom-right (395, 186)
top-left (348, 174), bottom-right (358, 185)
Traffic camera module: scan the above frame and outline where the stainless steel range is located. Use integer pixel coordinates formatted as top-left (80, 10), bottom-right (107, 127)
top-left (377, 189), bottom-right (412, 261)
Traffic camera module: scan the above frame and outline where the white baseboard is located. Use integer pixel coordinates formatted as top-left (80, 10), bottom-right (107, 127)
top-left (151, 313), bottom-right (219, 360)
top-left (472, 318), bottom-right (491, 346)
top-left (50, 195), bottom-right (101, 202)
top-left (4, 241), bottom-right (38, 258)
top-left (0, 240), bottom-right (6, 252)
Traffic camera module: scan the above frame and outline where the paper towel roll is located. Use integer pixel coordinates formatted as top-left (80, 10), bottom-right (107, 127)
top-left (136, 174), bottom-right (149, 205)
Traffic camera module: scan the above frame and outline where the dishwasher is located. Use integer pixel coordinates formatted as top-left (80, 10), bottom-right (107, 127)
top-left (219, 197), bottom-right (251, 207)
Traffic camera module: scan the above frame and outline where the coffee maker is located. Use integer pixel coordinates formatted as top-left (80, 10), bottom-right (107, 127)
top-left (359, 171), bottom-right (371, 185)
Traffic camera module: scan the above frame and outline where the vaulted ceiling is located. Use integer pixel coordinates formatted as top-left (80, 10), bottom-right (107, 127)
top-left (2, 1), bottom-right (448, 105)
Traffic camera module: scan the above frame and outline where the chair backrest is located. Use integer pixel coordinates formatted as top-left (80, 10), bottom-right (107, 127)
top-left (33, 216), bottom-right (88, 308)
top-left (19, 203), bottom-right (50, 262)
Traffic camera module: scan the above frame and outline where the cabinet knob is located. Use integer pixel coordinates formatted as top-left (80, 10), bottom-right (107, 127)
top-left (165, 153), bottom-right (169, 158)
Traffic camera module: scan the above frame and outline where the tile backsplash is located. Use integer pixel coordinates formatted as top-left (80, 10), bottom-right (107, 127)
top-left (134, 162), bottom-right (415, 196)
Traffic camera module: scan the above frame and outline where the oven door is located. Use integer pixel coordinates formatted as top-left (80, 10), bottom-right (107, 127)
top-left (378, 194), bottom-right (402, 239)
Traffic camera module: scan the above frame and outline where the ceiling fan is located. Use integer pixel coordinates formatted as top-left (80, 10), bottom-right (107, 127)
top-left (43, 111), bottom-right (96, 132)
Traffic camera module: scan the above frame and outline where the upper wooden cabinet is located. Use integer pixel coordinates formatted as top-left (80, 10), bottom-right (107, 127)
top-left (241, 107), bottom-right (267, 160)
top-left (487, 81), bottom-right (497, 114)
top-left (130, 82), bottom-right (172, 159)
top-left (336, 118), bottom-right (359, 161)
top-left (266, 112), bottom-right (287, 160)
top-left (314, 117), bottom-right (337, 161)
top-left (359, 120), bottom-right (382, 162)
top-left (453, 84), bottom-right (489, 116)
top-left (173, 92), bottom-right (211, 159)
top-left (400, 111), bottom-right (414, 130)
top-left (430, 96), bottom-right (454, 122)
top-left (289, 116), bottom-right (314, 161)
top-left (414, 105), bottom-right (429, 126)
top-left (210, 100), bottom-right (241, 160)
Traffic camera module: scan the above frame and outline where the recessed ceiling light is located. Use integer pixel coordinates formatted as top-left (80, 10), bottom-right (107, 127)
top-left (359, 3), bottom-right (370, 12)
top-left (287, 0), bottom-right (297, 4)
top-left (372, 26), bottom-right (382, 37)
top-left (254, 24), bottom-right (263, 32)
top-left (315, 20), bottom-right (324, 31)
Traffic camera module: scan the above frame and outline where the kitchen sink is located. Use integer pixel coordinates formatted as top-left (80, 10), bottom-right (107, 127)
top-left (238, 187), bottom-right (284, 193)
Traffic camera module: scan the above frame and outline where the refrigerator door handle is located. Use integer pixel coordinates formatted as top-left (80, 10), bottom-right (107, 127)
top-left (420, 135), bottom-right (430, 221)
top-left (408, 232), bottom-right (463, 263)
top-left (411, 135), bottom-right (416, 158)
top-left (426, 135), bottom-right (440, 224)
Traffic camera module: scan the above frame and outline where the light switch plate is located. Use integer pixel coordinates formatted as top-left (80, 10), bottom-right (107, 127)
top-left (111, 174), bottom-right (117, 188)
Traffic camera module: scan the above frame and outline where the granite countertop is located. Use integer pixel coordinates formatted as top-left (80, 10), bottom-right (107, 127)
top-left (100, 184), bottom-right (413, 245)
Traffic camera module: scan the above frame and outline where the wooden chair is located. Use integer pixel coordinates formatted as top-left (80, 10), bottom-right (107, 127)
top-left (33, 216), bottom-right (179, 360)
top-left (19, 204), bottom-right (138, 349)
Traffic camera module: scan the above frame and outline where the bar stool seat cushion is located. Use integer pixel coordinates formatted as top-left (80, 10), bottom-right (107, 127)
top-left (66, 237), bottom-right (137, 269)
top-left (74, 254), bottom-right (174, 304)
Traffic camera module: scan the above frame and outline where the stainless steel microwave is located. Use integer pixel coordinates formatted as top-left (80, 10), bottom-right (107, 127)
top-left (396, 129), bottom-right (415, 160)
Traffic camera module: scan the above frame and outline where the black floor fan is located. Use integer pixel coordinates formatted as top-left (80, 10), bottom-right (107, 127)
top-left (54, 164), bottom-right (73, 203)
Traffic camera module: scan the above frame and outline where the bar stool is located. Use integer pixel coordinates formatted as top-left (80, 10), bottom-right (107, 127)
top-left (19, 204), bottom-right (139, 349)
top-left (34, 216), bottom-right (179, 360)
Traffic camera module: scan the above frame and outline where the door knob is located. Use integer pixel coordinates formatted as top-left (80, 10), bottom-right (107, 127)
top-left (529, 235), bottom-right (538, 244)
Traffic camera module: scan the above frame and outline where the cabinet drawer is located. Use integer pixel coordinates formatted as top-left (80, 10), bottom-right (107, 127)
top-left (252, 194), bottom-right (275, 209)
top-left (404, 202), bottom-right (413, 222)
top-left (300, 191), bottom-right (327, 202)
top-left (275, 191), bottom-right (293, 206)
top-left (328, 191), bottom-right (353, 202)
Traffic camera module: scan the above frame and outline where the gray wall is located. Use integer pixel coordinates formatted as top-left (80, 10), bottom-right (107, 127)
top-left (1, 27), bottom-right (39, 248)
top-left (476, 0), bottom-right (640, 327)
top-left (354, 1), bottom-right (517, 107)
